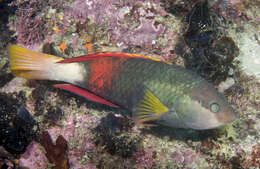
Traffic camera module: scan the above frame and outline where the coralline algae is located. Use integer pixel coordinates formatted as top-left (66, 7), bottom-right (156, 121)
top-left (0, 0), bottom-right (260, 168)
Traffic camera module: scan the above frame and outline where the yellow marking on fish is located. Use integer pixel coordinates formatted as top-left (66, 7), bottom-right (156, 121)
top-left (135, 88), bottom-right (169, 124)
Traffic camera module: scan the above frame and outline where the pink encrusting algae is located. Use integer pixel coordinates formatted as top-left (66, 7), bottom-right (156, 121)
top-left (1, 0), bottom-right (260, 168)
top-left (19, 141), bottom-right (48, 168)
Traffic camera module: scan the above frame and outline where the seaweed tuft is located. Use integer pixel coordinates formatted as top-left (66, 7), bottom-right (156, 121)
top-left (176, 0), bottom-right (240, 84)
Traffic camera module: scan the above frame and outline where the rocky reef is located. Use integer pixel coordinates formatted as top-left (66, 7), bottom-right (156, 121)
top-left (0, 0), bottom-right (259, 168)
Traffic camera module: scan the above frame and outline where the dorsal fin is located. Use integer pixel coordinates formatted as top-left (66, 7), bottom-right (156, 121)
top-left (58, 52), bottom-right (166, 64)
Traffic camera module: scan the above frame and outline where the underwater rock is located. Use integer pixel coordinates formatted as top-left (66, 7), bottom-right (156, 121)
top-left (228, 22), bottom-right (260, 82)
top-left (46, 112), bottom-right (97, 168)
top-left (0, 73), bottom-right (14, 88)
top-left (2, 0), bottom-right (260, 168)
top-left (177, 0), bottom-right (239, 84)
top-left (93, 113), bottom-right (141, 158)
top-left (184, 0), bottom-right (215, 46)
top-left (0, 0), bottom-right (16, 49)
top-left (8, 0), bottom-right (53, 47)
top-left (0, 92), bottom-right (39, 155)
top-left (218, 77), bottom-right (235, 92)
top-left (19, 111), bottom-right (97, 169)
top-left (19, 141), bottom-right (48, 168)
top-left (244, 143), bottom-right (260, 167)
top-left (133, 147), bottom-right (156, 169)
top-left (160, 0), bottom-right (196, 18)
top-left (0, 146), bottom-right (17, 168)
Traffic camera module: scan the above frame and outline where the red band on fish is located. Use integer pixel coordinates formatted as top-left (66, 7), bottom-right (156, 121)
top-left (54, 84), bottom-right (120, 108)
top-left (88, 57), bottom-right (127, 94)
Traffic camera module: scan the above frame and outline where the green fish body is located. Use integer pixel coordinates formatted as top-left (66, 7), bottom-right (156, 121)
top-left (8, 46), bottom-right (237, 130)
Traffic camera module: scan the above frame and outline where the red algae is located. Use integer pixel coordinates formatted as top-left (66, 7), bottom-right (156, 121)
top-left (40, 131), bottom-right (70, 169)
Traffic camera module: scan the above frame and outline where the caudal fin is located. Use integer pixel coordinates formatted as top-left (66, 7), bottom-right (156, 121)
top-left (8, 45), bottom-right (64, 80)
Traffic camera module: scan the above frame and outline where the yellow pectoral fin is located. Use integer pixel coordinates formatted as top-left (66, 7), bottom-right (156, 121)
top-left (134, 88), bottom-right (169, 125)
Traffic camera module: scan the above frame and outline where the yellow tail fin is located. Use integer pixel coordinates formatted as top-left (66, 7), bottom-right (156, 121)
top-left (8, 45), bottom-right (64, 80)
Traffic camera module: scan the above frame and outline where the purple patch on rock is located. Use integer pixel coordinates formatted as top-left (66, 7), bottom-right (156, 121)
top-left (19, 141), bottom-right (48, 169)
top-left (111, 17), bottom-right (165, 46)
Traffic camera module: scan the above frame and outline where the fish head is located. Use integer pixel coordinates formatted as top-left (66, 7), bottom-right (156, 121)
top-left (175, 82), bottom-right (238, 130)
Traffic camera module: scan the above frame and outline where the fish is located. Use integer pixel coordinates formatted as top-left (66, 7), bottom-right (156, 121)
top-left (8, 45), bottom-right (238, 130)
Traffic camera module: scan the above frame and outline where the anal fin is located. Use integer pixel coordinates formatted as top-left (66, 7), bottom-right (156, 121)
top-left (54, 84), bottom-right (120, 108)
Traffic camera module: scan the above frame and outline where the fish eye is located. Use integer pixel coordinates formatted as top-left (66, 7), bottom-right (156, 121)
top-left (210, 103), bottom-right (220, 113)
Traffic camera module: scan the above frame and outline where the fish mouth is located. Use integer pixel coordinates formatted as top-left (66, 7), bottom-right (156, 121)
top-left (182, 110), bottom-right (238, 130)
top-left (214, 107), bottom-right (239, 128)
